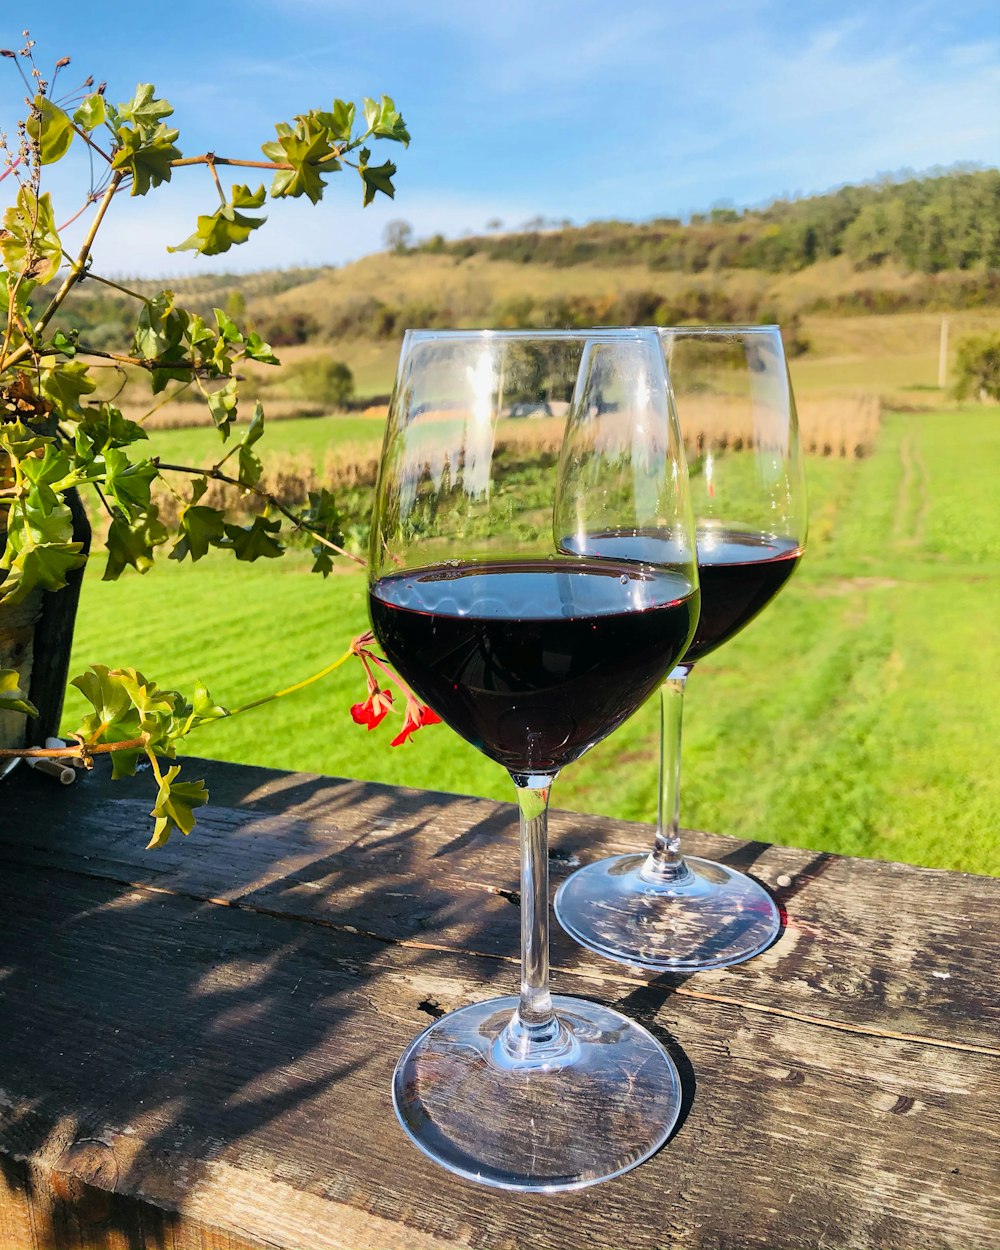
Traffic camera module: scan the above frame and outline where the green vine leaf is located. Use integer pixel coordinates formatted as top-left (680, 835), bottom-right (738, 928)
top-left (0, 419), bottom-right (51, 459)
top-left (27, 94), bottom-right (74, 164)
top-left (1, 188), bottom-right (62, 283)
top-left (224, 514), bottom-right (283, 561)
top-left (0, 535), bottom-right (86, 605)
top-left (363, 95), bottom-right (410, 146)
top-left (323, 99), bottom-right (356, 142)
top-left (235, 402), bottom-right (266, 486)
top-left (102, 447), bottom-right (159, 519)
top-left (242, 331), bottom-right (279, 365)
top-left (39, 360), bottom-right (97, 418)
top-left (147, 765), bottom-right (209, 848)
top-left (170, 504), bottom-right (227, 563)
top-left (73, 92), bottom-right (106, 132)
top-left (111, 121), bottom-right (182, 196)
top-left (0, 668), bottom-right (38, 717)
top-left (112, 83), bottom-right (175, 130)
top-left (75, 405), bottom-right (148, 458)
top-left (108, 85), bottom-right (181, 196)
top-left (357, 147), bottom-right (397, 206)
top-left (206, 377), bottom-right (238, 440)
top-left (103, 508), bottom-right (169, 579)
top-left (190, 682), bottom-right (230, 725)
top-left (168, 183), bottom-right (268, 257)
top-left (262, 114), bottom-right (339, 203)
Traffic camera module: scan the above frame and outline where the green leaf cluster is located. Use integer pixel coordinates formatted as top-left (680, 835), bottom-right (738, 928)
top-left (169, 183), bottom-right (267, 258)
top-left (70, 663), bottom-right (228, 844)
top-left (1, 188), bottom-right (61, 283)
top-left (2, 50), bottom-right (412, 846)
top-left (263, 94), bottom-right (408, 208)
top-left (107, 84), bottom-right (182, 196)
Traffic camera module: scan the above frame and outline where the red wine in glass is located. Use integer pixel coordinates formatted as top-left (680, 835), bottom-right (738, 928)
top-left (684, 529), bottom-right (802, 666)
top-left (370, 560), bottom-right (699, 777)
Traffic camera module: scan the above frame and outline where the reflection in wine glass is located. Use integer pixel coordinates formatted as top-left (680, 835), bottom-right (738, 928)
top-left (368, 329), bottom-right (699, 1190)
top-left (555, 325), bottom-right (807, 971)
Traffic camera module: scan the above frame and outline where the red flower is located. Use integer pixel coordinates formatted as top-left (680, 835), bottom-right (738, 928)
top-left (390, 701), bottom-right (442, 747)
top-left (351, 686), bottom-right (393, 730)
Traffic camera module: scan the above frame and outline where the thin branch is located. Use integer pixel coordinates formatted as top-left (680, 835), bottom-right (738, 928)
top-left (0, 153), bottom-right (23, 182)
top-left (57, 193), bottom-right (100, 232)
top-left (66, 119), bottom-right (112, 163)
top-left (170, 154), bottom-right (294, 172)
top-left (155, 460), bottom-right (367, 566)
top-left (136, 377), bottom-right (195, 425)
top-left (205, 153), bottom-right (227, 206)
top-left (82, 271), bottom-right (149, 301)
top-left (4, 169), bottom-right (125, 371)
top-left (0, 733), bottom-right (150, 760)
top-left (226, 644), bottom-right (355, 716)
top-left (91, 479), bottom-right (115, 520)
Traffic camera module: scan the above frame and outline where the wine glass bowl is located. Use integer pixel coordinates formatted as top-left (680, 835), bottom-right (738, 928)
top-left (554, 325), bottom-right (807, 971)
top-left (369, 329), bottom-right (699, 1189)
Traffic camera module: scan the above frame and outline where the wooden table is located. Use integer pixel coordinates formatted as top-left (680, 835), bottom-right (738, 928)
top-left (0, 758), bottom-right (997, 1250)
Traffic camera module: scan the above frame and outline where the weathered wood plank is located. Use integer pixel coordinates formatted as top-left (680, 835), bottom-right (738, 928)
top-left (0, 862), bottom-right (997, 1250)
top-left (2, 759), bottom-right (997, 1052)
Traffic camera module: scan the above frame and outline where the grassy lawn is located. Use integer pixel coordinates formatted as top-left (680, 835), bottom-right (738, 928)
top-left (64, 407), bottom-right (1000, 874)
top-left (146, 412), bottom-right (386, 470)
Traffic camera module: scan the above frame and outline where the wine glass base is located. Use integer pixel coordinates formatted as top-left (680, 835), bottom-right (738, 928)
top-left (392, 994), bottom-right (682, 1191)
top-left (554, 854), bottom-right (781, 972)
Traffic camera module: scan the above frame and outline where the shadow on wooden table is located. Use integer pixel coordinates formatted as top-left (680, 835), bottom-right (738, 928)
top-left (0, 762), bottom-right (541, 1246)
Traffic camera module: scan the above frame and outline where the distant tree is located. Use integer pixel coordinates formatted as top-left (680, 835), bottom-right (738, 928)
top-left (225, 289), bottom-right (247, 321)
top-left (383, 219), bottom-right (414, 253)
top-left (283, 357), bottom-right (356, 408)
top-left (952, 333), bottom-right (1000, 401)
top-left (486, 217), bottom-right (504, 232)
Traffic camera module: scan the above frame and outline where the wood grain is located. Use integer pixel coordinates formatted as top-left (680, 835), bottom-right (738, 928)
top-left (0, 759), bottom-right (997, 1249)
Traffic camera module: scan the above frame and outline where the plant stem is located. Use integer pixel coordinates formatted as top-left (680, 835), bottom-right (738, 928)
top-left (226, 644), bottom-right (355, 716)
top-left (4, 170), bottom-right (125, 371)
top-left (170, 155), bottom-right (295, 172)
top-left (0, 733), bottom-right (149, 760)
top-left (82, 271), bottom-right (150, 302)
top-left (205, 154), bottom-right (227, 206)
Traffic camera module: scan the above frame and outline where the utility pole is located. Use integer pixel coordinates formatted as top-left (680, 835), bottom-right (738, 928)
top-left (938, 315), bottom-right (949, 389)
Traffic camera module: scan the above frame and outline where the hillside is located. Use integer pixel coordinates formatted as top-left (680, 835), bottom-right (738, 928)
top-left (417, 167), bottom-right (1000, 274)
top-left (52, 166), bottom-right (1000, 407)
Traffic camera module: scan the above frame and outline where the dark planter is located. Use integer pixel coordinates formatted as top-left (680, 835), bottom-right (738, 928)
top-left (0, 487), bottom-right (91, 756)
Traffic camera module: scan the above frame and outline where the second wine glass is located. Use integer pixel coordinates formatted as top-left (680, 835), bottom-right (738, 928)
top-left (555, 325), bottom-right (807, 971)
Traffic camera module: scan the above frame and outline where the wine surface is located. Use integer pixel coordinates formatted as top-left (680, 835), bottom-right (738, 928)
top-left (369, 560), bottom-right (698, 776)
top-left (684, 530), bottom-right (802, 665)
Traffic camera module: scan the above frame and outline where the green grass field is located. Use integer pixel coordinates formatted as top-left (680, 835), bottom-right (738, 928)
top-left (63, 406), bottom-right (1000, 874)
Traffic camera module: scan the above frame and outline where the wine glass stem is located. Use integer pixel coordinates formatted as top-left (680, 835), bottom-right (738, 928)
top-left (642, 668), bottom-right (693, 884)
top-left (499, 774), bottom-right (572, 1063)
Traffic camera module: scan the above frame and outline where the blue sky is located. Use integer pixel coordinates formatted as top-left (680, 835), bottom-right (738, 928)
top-left (6, 1), bottom-right (999, 276)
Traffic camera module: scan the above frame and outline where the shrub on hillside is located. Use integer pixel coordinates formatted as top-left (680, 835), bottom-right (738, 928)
top-left (952, 333), bottom-right (1000, 401)
top-left (281, 358), bottom-right (356, 408)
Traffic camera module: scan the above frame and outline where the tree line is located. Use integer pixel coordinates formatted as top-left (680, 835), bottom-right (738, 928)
top-left (414, 167), bottom-right (1000, 275)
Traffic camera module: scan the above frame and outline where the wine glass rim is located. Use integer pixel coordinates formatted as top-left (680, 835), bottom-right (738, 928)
top-left (400, 328), bottom-right (657, 342)
top-left (655, 323), bottom-right (781, 335)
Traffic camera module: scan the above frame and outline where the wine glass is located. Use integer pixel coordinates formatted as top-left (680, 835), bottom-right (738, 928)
top-left (555, 325), bottom-right (807, 971)
top-left (368, 328), bottom-right (700, 1190)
